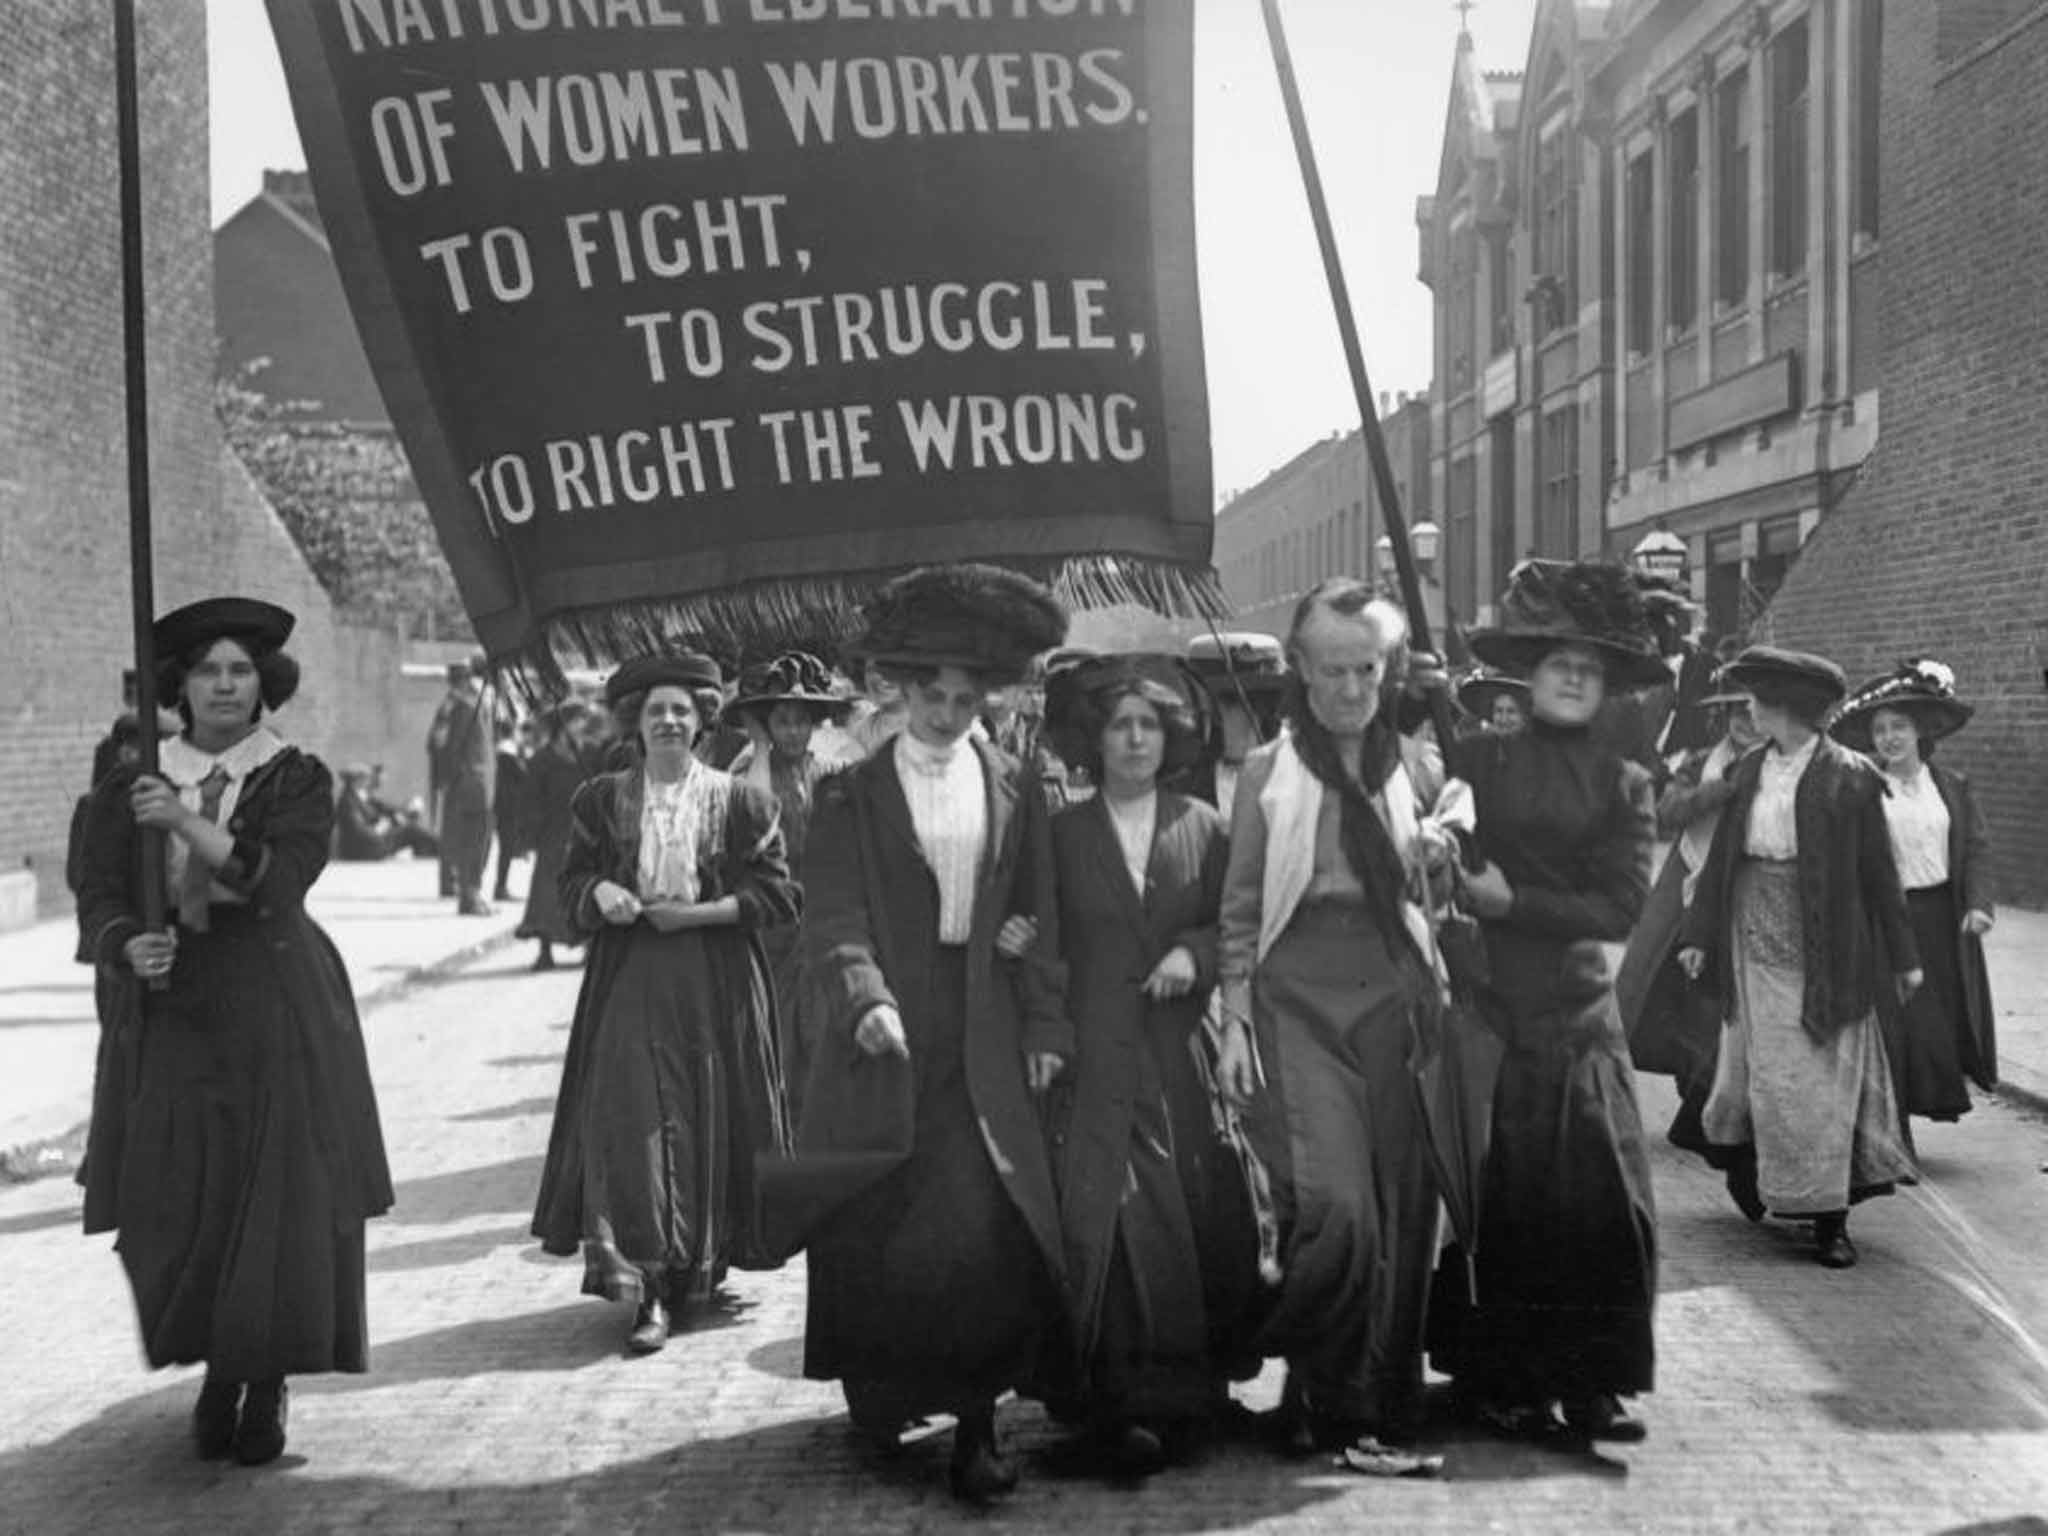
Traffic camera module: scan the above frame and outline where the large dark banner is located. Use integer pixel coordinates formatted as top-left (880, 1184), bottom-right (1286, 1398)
top-left (269, 0), bottom-right (1214, 673)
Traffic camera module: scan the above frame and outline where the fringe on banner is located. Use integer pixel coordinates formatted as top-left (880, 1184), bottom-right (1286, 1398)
top-left (490, 554), bottom-right (1230, 703)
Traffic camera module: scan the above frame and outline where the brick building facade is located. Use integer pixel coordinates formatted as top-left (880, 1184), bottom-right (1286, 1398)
top-left (1766, 0), bottom-right (2048, 902)
top-left (0, 4), bottom-right (405, 921)
top-left (1422, 0), bottom-right (1885, 642)
top-left (1212, 394), bottom-right (1434, 639)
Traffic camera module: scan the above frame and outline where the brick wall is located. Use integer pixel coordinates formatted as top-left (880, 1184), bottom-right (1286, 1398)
top-left (1764, 0), bottom-right (2048, 904)
top-left (0, 5), bottom-right (414, 918)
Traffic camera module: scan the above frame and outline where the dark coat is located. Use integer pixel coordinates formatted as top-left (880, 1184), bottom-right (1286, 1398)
top-left (1049, 790), bottom-right (1228, 1355)
top-left (531, 766), bottom-right (798, 1265)
top-left (1682, 736), bottom-right (1920, 1042)
top-left (428, 687), bottom-right (495, 808)
top-left (767, 738), bottom-right (1070, 1275)
top-left (1615, 742), bottom-right (1740, 1056)
top-left (517, 736), bottom-right (598, 945)
top-left (74, 747), bottom-right (392, 1375)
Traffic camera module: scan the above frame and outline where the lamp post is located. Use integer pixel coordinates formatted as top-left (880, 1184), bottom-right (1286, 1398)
top-left (1378, 526), bottom-right (1445, 635)
top-left (1631, 528), bottom-right (1689, 591)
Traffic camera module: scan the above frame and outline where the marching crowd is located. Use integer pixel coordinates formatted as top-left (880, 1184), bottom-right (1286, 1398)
top-left (64, 558), bottom-right (1999, 1500)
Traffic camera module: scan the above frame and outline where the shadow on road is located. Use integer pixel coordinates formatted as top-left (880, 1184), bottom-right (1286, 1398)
top-left (365, 1224), bottom-right (534, 1275)
top-left (445, 1096), bottom-right (557, 1124)
top-left (383, 1154), bottom-right (545, 1228)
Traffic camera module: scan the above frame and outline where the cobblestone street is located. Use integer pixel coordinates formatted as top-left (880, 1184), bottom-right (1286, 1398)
top-left (2, 944), bottom-right (2045, 1536)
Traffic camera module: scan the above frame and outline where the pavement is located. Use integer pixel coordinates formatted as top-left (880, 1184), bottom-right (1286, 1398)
top-left (0, 939), bottom-right (2045, 1534)
top-left (0, 855), bottom-right (526, 1170)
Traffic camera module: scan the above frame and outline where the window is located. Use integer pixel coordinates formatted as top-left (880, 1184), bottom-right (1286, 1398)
top-left (1853, 0), bottom-right (1883, 240)
top-left (1448, 457), bottom-right (1478, 620)
top-left (1539, 407), bottom-right (1578, 556)
top-left (1535, 122), bottom-right (1577, 337)
top-left (1705, 527), bottom-right (1744, 638)
top-left (1626, 149), bottom-right (1655, 357)
top-left (1448, 228), bottom-right (1478, 389)
top-left (1489, 416), bottom-right (1517, 606)
top-left (1668, 107), bottom-right (1700, 328)
top-left (1770, 18), bottom-right (1810, 277)
top-left (1716, 69), bottom-right (1750, 307)
top-left (1751, 514), bottom-right (1803, 605)
top-left (1487, 228), bottom-right (1515, 354)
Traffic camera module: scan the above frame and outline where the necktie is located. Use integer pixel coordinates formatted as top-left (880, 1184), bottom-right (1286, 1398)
top-left (177, 768), bottom-right (230, 933)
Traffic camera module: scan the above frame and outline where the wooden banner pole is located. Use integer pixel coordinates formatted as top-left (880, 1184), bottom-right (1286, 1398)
top-left (1257, 0), bottom-right (1461, 750)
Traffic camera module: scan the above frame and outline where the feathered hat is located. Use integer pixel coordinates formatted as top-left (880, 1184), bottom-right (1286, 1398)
top-left (729, 651), bottom-right (847, 720)
top-left (1827, 658), bottom-right (1973, 751)
top-left (1468, 559), bottom-right (1665, 689)
top-left (1041, 651), bottom-right (1214, 777)
top-left (851, 563), bottom-right (1068, 687)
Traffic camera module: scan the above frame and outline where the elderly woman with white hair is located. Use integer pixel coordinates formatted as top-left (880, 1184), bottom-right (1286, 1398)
top-left (1212, 578), bottom-right (1465, 1467)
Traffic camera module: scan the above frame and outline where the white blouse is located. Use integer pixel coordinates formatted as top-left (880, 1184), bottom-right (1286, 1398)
top-left (1882, 767), bottom-right (1952, 890)
top-left (894, 732), bottom-right (988, 944)
top-left (637, 763), bottom-right (732, 903)
top-left (1744, 733), bottom-right (1819, 861)
top-left (1104, 790), bottom-right (1158, 896)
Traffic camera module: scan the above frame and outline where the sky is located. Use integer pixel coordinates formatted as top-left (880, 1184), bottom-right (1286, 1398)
top-left (203, 0), bottom-right (1540, 503)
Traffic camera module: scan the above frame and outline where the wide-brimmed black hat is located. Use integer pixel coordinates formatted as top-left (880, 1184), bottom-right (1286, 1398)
top-left (852, 564), bottom-right (1068, 686)
top-left (1468, 560), bottom-right (1665, 689)
top-left (1717, 645), bottom-right (1848, 705)
top-left (1456, 668), bottom-right (1532, 718)
top-left (604, 651), bottom-right (723, 707)
top-left (1828, 658), bottom-right (1973, 751)
top-left (153, 597), bottom-right (295, 660)
top-left (729, 652), bottom-right (845, 718)
top-left (1042, 651), bottom-right (1213, 777)
top-left (1186, 630), bottom-right (1289, 698)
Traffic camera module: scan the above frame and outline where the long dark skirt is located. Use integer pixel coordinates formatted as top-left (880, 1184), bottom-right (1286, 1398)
top-left (516, 814), bottom-right (580, 947)
top-left (1884, 886), bottom-right (1974, 1122)
top-left (1242, 903), bottom-right (1440, 1431)
top-left (532, 922), bottom-right (788, 1304)
top-left (1070, 1022), bottom-right (1222, 1425)
top-left (1431, 987), bottom-right (1657, 1405)
top-left (101, 907), bottom-right (384, 1379)
top-left (803, 947), bottom-right (1055, 1423)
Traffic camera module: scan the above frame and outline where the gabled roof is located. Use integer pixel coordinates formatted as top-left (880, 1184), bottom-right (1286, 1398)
top-left (1434, 32), bottom-right (1522, 201)
top-left (215, 172), bottom-right (330, 254)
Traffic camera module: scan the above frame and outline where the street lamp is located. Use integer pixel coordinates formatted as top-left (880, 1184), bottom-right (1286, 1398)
top-left (1374, 533), bottom-right (1396, 581)
top-left (1631, 528), bottom-right (1688, 590)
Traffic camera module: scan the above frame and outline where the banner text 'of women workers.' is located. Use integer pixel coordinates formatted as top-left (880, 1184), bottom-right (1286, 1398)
top-left (270, 0), bottom-right (1214, 672)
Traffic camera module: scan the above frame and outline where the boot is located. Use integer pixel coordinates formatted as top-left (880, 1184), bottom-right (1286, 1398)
top-left (1565, 1393), bottom-right (1648, 1443)
top-left (627, 1293), bottom-right (671, 1354)
top-left (948, 1405), bottom-right (1019, 1503)
top-left (1814, 1213), bottom-right (1857, 1269)
top-left (192, 1376), bottom-right (241, 1460)
top-left (234, 1378), bottom-right (288, 1466)
top-left (530, 943), bottom-right (556, 972)
top-left (1724, 1149), bottom-right (1766, 1223)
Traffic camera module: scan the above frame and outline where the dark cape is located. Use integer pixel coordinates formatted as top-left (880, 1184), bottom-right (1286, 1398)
top-left (1046, 790), bottom-right (1257, 1422)
top-left (1429, 720), bottom-right (1660, 1405)
top-left (75, 747), bottom-right (392, 1379)
top-left (530, 768), bottom-right (798, 1300)
top-left (765, 738), bottom-right (1071, 1422)
top-left (1875, 762), bottom-right (1997, 1119)
top-left (1616, 741), bottom-right (1745, 1156)
top-left (517, 736), bottom-right (596, 947)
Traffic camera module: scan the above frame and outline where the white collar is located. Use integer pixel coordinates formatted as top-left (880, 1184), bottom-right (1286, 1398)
top-left (159, 726), bottom-right (287, 789)
top-left (896, 729), bottom-right (971, 776)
